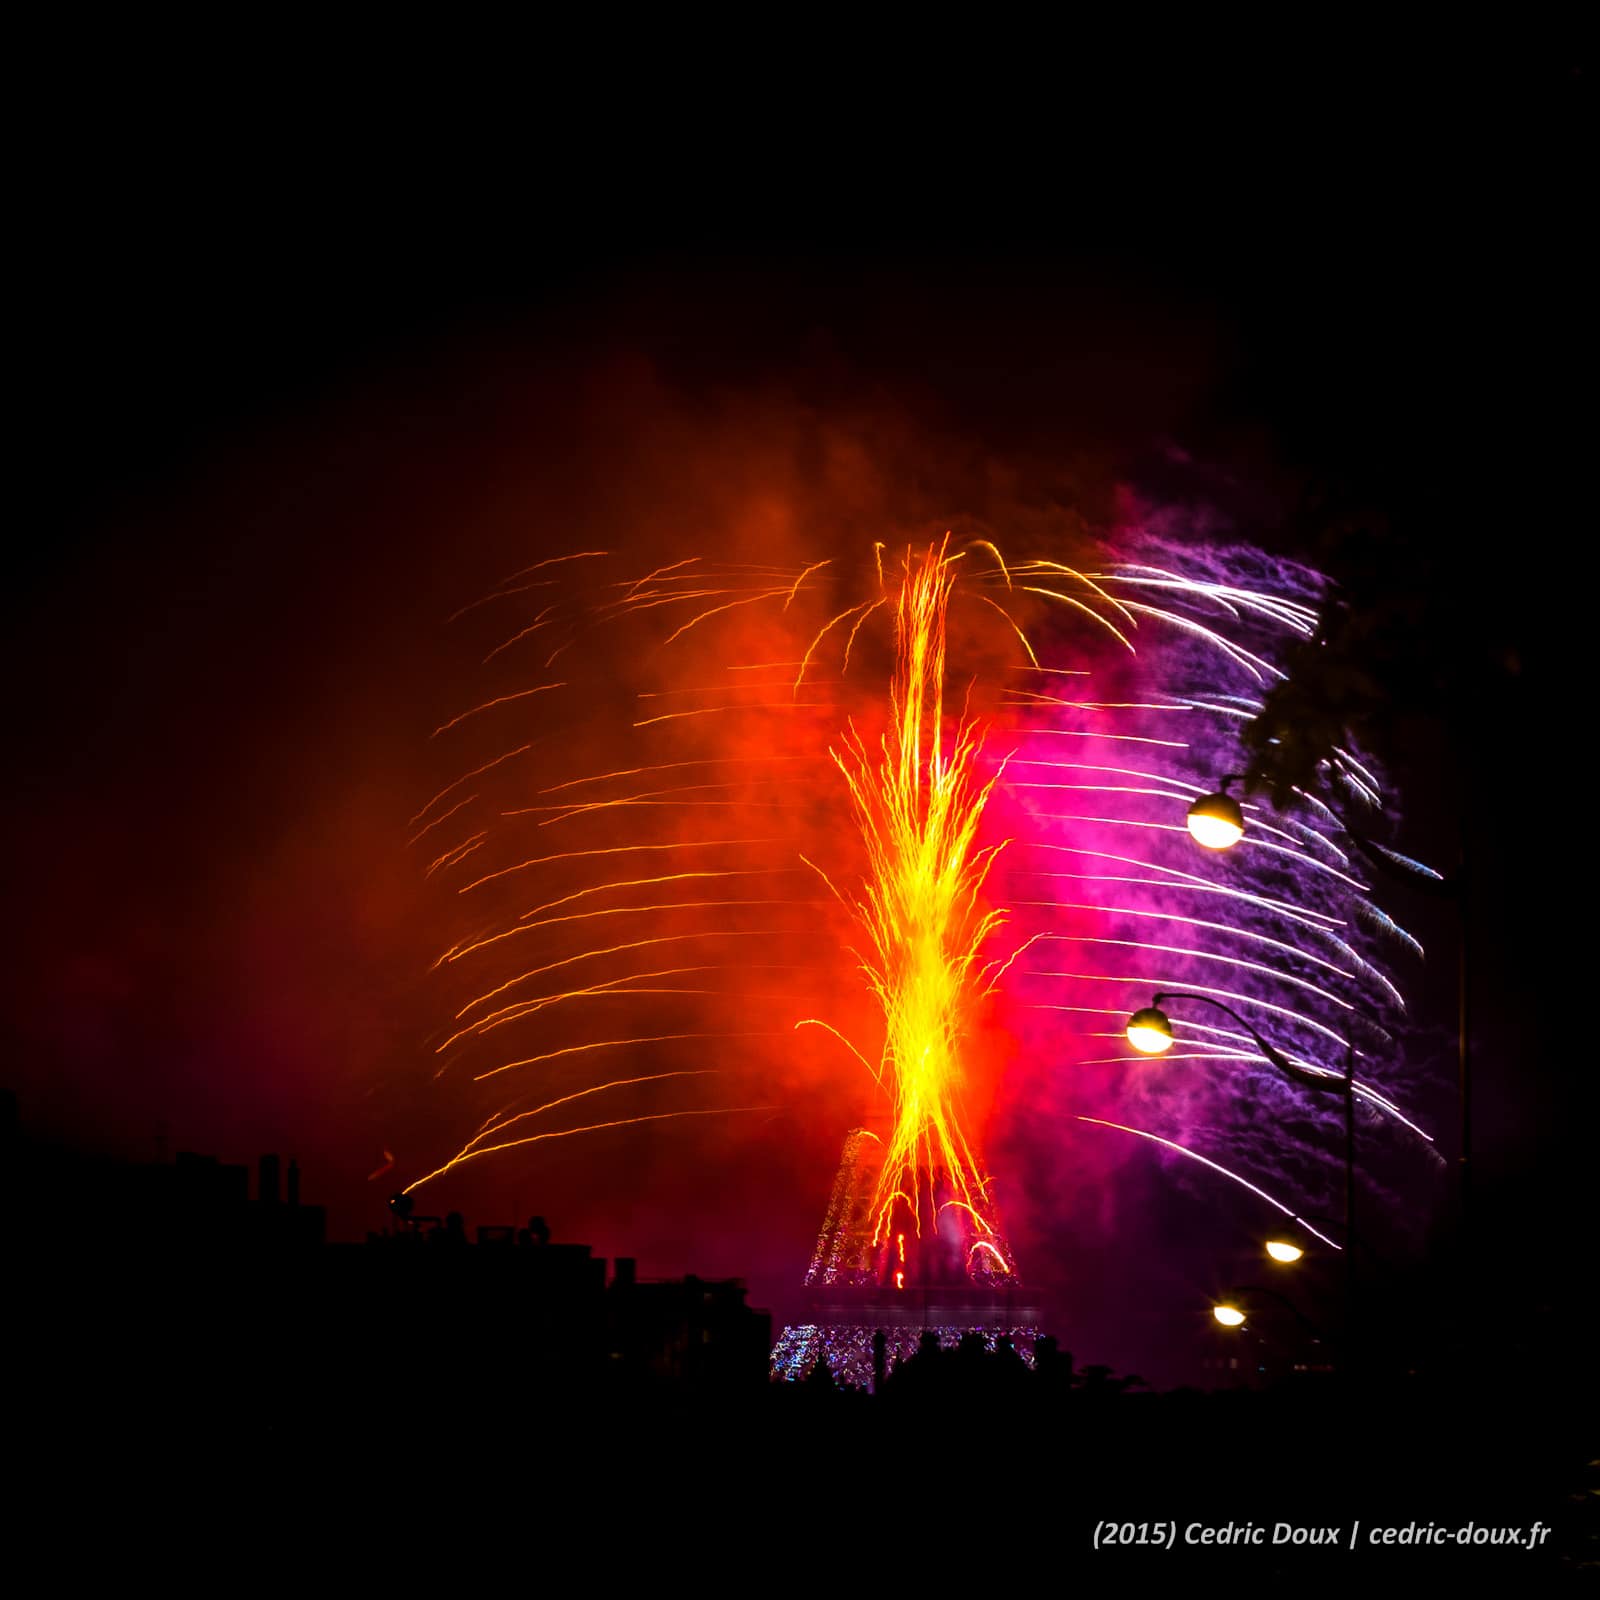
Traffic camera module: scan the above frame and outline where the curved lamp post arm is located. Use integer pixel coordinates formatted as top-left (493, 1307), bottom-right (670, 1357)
top-left (1151, 991), bottom-right (1345, 1095)
top-left (1151, 989), bottom-right (1411, 1083)
top-left (1223, 1284), bottom-right (1335, 1345)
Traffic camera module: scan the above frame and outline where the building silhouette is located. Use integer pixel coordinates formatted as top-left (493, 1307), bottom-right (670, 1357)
top-left (2, 1092), bottom-right (771, 1450)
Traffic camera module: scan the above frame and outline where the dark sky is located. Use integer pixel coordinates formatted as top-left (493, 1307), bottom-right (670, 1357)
top-left (7, 37), bottom-right (1585, 1371)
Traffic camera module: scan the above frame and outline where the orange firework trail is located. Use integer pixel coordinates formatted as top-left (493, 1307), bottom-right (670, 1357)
top-left (404, 542), bottom-right (1132, 1237)
top-left (822, 539), bottom-right (1013, 1255)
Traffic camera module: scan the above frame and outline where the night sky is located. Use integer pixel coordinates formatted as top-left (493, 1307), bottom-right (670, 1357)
top-left (8, 39), bottom-right (1583, 1377)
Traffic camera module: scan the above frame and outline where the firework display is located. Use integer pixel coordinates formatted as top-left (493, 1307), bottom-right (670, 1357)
top-left (993, 533), bottom-right (1434, 1227)
top-left (405, 530), bottom-right (1433, 1379)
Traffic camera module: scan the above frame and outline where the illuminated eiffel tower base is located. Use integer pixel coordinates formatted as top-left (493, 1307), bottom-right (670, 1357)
top-left (769, 1127), bottom-right (1044, 1388)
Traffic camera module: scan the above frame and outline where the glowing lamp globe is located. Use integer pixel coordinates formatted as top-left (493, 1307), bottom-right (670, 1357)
top-left (1187, 792), bottom-right (1245, 850)
top-left (1212, 1303), bottom-right (1247, 1328)
top-left (1265, 1240), bottom-right (1304, 1264)
top-left (1125, 1006), bottom-right (1174, 1055)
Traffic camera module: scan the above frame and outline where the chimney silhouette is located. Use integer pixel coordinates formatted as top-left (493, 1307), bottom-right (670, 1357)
top-left (286, 1159), bottom-right (300, 1207)
top-left (259, 1154), bottom-right (281, 1205)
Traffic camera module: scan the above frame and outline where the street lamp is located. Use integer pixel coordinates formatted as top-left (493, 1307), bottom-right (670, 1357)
top-left (1186, 780), bottom-right (1245, 850)
top-left (1125, 990), bottom-right (1357, 1210)
top-left (1125, 1006), bottom-right (1175, 1055)
top-left (1126, 990), bottom-right (1380, 1368)
top-left (1210, 1284), bottom-right (1329, 1344)
top-left (1185, 774), bottom-right (1471, 1256)
top-left (1263, 1212), bottom-right (1380, 1267)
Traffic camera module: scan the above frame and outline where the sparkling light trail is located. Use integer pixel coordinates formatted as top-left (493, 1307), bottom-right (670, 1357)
top-left (402, 533), bottom-right (1432, 1284)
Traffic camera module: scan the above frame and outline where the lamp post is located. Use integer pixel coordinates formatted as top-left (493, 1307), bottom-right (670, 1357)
top-left (1185, 776), bottom-right (1246, 851)
top-left (1126, 990), bottom-right (1377, 1372)
top-left (1211, 1284), bottom-right (1333, 1377)
top-left (1322, 810), bottom-right (1471, 1253)
top-left (1264, 1212), bottom-right (1383, 1266)
top-left (1178, 761), bottom-right (1479, 1366)
top-left (1181, 777), bottom-right (1472, 1260)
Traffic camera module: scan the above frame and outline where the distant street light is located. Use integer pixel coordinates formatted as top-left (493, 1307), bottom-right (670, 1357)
top-left (1210, 1285), bottom-right (1328, 1343)
top-left (1187, 786), bottom-right (1245, 850)
top-left (1264, 1239), bottom-right (1305, 1264)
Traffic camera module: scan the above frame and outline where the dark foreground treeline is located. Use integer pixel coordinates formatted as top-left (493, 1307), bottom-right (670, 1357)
top-left (9, 1256), bottom-right (1593, 1573)
top-left (3, 1110), bottom-right (1593, 1572)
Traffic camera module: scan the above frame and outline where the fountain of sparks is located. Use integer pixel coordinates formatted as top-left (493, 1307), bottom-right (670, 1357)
top-left (402, 531), bottom-right (1437, 1388)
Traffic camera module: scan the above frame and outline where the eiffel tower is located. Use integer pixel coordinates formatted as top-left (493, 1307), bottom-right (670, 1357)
top-left (769, 1125), bottom-right (1045, 1387)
